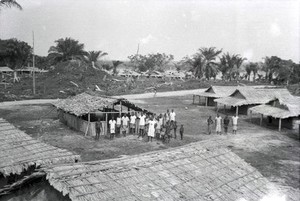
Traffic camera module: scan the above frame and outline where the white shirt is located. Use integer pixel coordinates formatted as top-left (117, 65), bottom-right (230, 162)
top-left (139, 115), bottom-right (146, 126)
top-left (122, 116), bottom-right (129, 126)
top-left (232, 116), bottom-right (239, 125)
top-left (215, 116), bottom-right (222, 125)
top-left (109, 120), bottom-right (116, 129)
top-left (130, 115), bottom-right (136, 124)
top-left (170, 112), bottom-right (176, 121)
top-left (116, 117), bottom-right (121, 125)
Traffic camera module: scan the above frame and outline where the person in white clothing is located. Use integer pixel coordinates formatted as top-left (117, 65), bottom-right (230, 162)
top-left (139, 113), bottom-right (146, 138)
top-left (116, 114), bottom-right (122, 136)
top-left (215, 114), bottom-right (222, 135)
top-left (121, 114), bottom-right (129, 137)
top-left (170, 109), bottom-right (176, 122)
top-left (232, 114), bottom-right (239, 134)
top-left (109, 117), bottom-right (116, 139)
top-left (130, 113), bottom-right (137, 134)
top-left (147, 116), bottom-right (156, 142)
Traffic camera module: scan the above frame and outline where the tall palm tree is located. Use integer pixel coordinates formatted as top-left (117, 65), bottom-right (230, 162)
top-left (0, 0), bottom-right (22, 10)
top-left (48, 37), bottom-right (87, 64)
top-left (218, 53), bottom-right (246, 81)
top-left (192, 47), bottom-right (222, 79)
top-left (85, 51), bottom-right (108, 69)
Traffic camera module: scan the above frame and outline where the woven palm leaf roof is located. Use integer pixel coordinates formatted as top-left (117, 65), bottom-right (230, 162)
top-left (0, 66), bottom-right (13, 72)
top-left (249, 96), bottom-right (300, 119)
top-left (43, 142), bottom-right (274, 201)
top-left (214, 87), bottom-right (292, 106)
top-left (196, 86), bottom-right (239, 98)
top-left (0, 118), bottom-right (80, 176)
top-left (54, 93), bottom-right (152, 116)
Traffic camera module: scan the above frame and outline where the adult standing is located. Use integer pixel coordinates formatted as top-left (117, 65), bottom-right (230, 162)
top-left (207, 116), bottom-right (214, 135)
top-left (121, 114), bottom-right (129, 137)
top-left (139, 112), bottom-right (146, 138)
top-left (116, 114), bottom-right (122, 136)
top-left (165, 109), bottom-right (170, 124)
top-left (170, 109), bottom-right (176, 123)
top-left (215, 114), bottom-right (222, 135)
top-left (147, 116), bottom-right (156, 142)
top-left (95, 117), bottom-right (101, 140)
top-left (223, 115), bottom-right (230, 134)
top-left (232, 114), bottom-right (239, 134)
top-left (130, 112), bottom-right (137, 134)
top-left (109, 117), bottom-right (116, 139)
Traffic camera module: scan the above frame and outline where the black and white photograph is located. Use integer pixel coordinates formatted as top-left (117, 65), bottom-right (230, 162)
top-left (0, 0), bottom-right (299, 200)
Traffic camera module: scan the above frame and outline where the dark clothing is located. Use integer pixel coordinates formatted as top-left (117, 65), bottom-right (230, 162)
top-left (207, 118), bottom-right (214, 125)
top-left (223, 117), bottom-right (230, 134)
top-left (179, 126), bottom-right (184, 140)
top-left (95, 121), bottom-right (101, 140)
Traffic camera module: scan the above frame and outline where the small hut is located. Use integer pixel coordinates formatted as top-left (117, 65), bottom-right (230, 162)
top-left (214, 87), bottom-right (292, 115)
top-left (193, 86), bottom-right (238, 106)
top-left (53, 93), bottom-right (152, 137)
top-left (249, 96), bottom-right (300, 132)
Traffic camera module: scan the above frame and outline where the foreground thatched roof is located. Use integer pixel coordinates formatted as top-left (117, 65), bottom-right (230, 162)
top-left (53, 92), bottom-right (151, 116)
top-left (249, 96), bottom-right (300, 119)
top-left (0, 66), bottom-right (13, 72)
top-left (43, 142), bottom-right (274, 201)
top-left (214, 87), bottom-right (292, 106)
top-left (196, 86), bottom-right (239, 98)
top-left (0, 118), bottom-right (80, 176)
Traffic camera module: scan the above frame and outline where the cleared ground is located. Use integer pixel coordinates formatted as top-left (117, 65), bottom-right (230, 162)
top-left (0, 94), bottom-right (299, 199)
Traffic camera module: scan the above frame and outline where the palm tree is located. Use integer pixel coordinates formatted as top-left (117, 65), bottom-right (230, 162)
top-left (0, 0), bottom-right (22, 10)
top-left (48, 37), bottom-right (87, 64)
top-left (85, 51), bottom-right (108, 69)
top-left (192, 47), bottom-right (222, 79)
top-left (218, 53), bottom-right (246, 81)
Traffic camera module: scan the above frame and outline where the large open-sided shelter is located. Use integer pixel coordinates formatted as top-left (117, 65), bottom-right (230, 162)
top-left (214, 87), bottom-right (292, 115)
top-left (192, 86), bottom-right (238, 106)
top-left (53, 92), bottom-right (152, 137)
top-left (249, 96), bottom-right (300, 132)
top-left (42, 141), bottom-right (275, 201)
top-left (0, 118), bottom-right (80, 193)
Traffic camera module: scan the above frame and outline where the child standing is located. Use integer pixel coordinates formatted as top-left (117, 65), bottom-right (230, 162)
top-left (179, 125), bottom-right (184, 140)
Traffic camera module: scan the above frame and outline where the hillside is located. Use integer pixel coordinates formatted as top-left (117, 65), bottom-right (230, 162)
top-left (0, 61), bottom-right (298, 101)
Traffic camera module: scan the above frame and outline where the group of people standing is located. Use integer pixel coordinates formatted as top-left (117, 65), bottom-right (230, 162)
top-left (207, 114), bottom-right (239, 135)
top-left (105, 109), bottom-right (184, 142)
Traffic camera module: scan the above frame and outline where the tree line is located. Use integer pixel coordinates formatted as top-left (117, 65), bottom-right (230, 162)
top-left (0, 36), bottom-right (299, 85)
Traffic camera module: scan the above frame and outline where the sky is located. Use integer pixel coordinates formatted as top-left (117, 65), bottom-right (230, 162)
top-left (0, 0), bottom-right (299, 62)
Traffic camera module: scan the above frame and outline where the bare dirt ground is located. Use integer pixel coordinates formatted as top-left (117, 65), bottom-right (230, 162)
top-left (0, 93), bottom-right (299, 200)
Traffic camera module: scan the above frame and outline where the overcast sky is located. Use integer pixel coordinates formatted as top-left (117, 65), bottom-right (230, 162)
top-left (0, 0), bottom-right (299, 62)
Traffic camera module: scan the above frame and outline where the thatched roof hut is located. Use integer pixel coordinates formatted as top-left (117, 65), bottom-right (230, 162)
top-left (42, 142), bottom-right (274, 201)
top-left (193, 86), bottom-right (239, 106)
top-left (0, 118), bottom-right (80, 177)
top-left (214, 87), bottom-right (292, 115)
top-left (249, 96), bottom-right (300, 131)
top-left (53, 93), bottom-right (152, 136)
top-left (0, 66), bottom-right (13, 73)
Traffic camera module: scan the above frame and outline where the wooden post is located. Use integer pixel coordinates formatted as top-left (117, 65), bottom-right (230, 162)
top-left (278, 118), bottom-right (282, 132)
top-left (224, 105), bottom-right (226, 113)
top-left (85, 113), bottom-right (90, 136)
top-left (260, 114), bottom-right (263, 126)
top-left (249, 110), bottom-right (252, 122)
top-left (105, 113), bottom-right (108, 135)
top-left (205, 97), bottom-right (208, 107)
top-left (236, 106), bottom-right (239, 116)
top-left (119, 101), bottom-right (122, 117)
top-left (193, 95), bottom-right (195, 104)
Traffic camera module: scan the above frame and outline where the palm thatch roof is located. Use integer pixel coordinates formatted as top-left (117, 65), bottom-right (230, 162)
top-left (0, 118), bottom-right (80, 176)
top-left (43, 142), bottom-right (273, 201)
top-left (196, 86), bottom-right (239, 98)
top-left (214, 87), bottom-right (292, 106)
top-left (249, 96), bottom-right (300, 119)
top-left (0, 66), bottom-right (13, 72)
top-left (53, 93), bottom-right (152, 116)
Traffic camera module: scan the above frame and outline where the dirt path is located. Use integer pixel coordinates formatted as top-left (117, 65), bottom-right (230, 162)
top-left (0, 89), bottom-right (205, 107)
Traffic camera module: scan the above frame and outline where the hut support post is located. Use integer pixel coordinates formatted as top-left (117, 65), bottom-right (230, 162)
top-left (278, 118), bottom-right (282, 132)
top-left (260, 114), bottom-right (263, 126)
top-left (199, 96), bottom-right (201, 105)
top-left (224, 105), bottom-right (226, 113)
top-left (236, 106), bottom-right (239, 116)
top-left (105, 113), bottom-right (108, 135)
top-left (85, 113), bottom-right (90, 136)
top-left (192, 95), bottom-right (195, 104)
top-left (205, 97), bottom-right (208, 107)
top-left (249, 110), bottom-right (252, 122)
